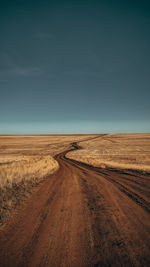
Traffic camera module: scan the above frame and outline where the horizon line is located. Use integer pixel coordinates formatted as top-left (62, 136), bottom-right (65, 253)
top-left (0, 132), bottom-right (150, 136)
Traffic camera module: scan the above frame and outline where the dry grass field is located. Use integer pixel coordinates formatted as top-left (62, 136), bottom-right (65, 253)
top-left (68, 133), bottom-right (150, 173)
top-left (0, 134), bottom-right (150, 266)
top-left (0, 155), bottom-right (59, 189)
top-left (0, 134), bottom-right (94, 224)
top-left (0, 135), bottom-right (94, 157)
top-left (0, 134), bottom-right (92, 190)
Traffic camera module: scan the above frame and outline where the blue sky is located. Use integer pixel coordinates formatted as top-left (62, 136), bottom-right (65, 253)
top-left (0, 0), bottom-right (150, 134)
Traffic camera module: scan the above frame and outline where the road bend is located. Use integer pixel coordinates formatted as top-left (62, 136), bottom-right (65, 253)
top-left (0, 145), bottom-right (150, 267)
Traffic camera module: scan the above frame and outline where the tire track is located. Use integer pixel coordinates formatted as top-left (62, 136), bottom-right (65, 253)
top-left (0, 141), bottom-right (150, 267)
top-left (67, 157), bottom-right (150, 214)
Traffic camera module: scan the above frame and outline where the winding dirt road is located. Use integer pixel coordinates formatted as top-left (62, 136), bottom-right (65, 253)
top-left (0, 144), bottom-right (150, 267)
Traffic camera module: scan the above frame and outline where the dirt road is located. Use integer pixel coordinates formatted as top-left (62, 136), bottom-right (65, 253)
top-left (0, 145), bottom-right (150, 267)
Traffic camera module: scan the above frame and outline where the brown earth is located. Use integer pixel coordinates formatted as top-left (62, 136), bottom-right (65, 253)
top-left (0, 143), bottom-right (150, 267)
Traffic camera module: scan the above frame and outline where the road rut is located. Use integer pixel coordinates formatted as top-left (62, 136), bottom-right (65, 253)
top-left (0, 147), bottom-right (150, 267)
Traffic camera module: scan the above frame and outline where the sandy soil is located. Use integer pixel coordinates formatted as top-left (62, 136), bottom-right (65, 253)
top-left (0, 141), bottom-right (150, 267)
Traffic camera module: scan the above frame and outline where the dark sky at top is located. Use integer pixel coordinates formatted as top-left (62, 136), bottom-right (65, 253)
top-left (0, 0), bottom-right (150, 133)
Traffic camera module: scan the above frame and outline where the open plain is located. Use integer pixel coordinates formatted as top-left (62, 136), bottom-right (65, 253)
top-left (0, 134), bottom-right (150, 267)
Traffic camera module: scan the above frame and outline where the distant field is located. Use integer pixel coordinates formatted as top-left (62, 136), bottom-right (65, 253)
top-left (0, 134), bottom-right (94, 224)
top-left (1, 134), bottom-right (150, 265)
top-left (0, 134), bottom-right (94, 157)
top-left (68, 133), bottom-right (150, 173)
top-left (1, 133), bottom-right (150, 225)
top-left (0, 134), bottom-right (94, 190)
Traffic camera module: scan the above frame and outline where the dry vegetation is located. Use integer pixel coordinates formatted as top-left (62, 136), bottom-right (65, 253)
top-left (2, 133), bottom-right (149, 225)
top-left (0, 134), bottom-right (93, 225)
top-left (0, 135), bottom-right (93, 156)
top-left (67, 133), bottom-right (150, 173)
top-left (0, 155), bottom-right (59, 189)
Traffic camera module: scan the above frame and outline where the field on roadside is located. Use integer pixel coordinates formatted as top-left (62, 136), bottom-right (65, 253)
top-left (0, 134), bottom-right (92, 189)
top-left (0, 134), bottom-right (94, 188)
top-left (67, 133), bottom-right (150, 173)
top-left (1, 133), bottom-right (150, 225)
top-left (0, 155), bottom-right (59, 190)
top-left (0, 134), bottom-right (94, 224)
top-left (0, 134), bottom-right (94, 157)
top-left (0, 134), bottom-right (150, 266)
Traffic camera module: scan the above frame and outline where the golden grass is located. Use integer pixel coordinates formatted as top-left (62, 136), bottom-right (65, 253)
top-left (0, 135), bottom-right (95, 188)
top-left (0, 135), bottom-right (94, 156)
top-left (0, 155), bottom-right (59, 190)
top-left (0, 134), bottom-right (95, 188)
top-left (0, 134), bottom-right (94, 225)
top-left (67, 133), bottom-right (150, 172)
top-left (0, 154), bottom-right (59, 225)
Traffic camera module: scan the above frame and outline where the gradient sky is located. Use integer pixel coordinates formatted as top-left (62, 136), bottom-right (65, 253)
top-left (0, 0), bottom-right (150, 134)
